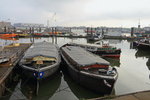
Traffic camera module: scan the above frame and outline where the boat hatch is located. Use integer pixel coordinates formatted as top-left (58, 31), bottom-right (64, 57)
top-left (24, 56), bottom-right (56, 68)
top-left (33, 56), bottom-right (56, 61)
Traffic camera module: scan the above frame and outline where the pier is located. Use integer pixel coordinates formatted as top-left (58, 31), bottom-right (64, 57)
top-left (103, 35), bottom-right (143, 40)
top-left (0, 43), bottom-right (31, 96)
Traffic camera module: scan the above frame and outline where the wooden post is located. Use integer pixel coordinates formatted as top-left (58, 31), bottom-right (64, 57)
top-left (102, 28), bottom-right (104, 36)
top-left (4, 26), bottom-right (6, 32)
top-left (39, 27), bottom-right (41, 32)
top-left (70, 27), bottom-right (71, 33)
top-left (8, 27), bottom-right (10, 32)
top-left (131, 27), bottom-right (134, 37)
top-left (14, 27), bottom-right (16, 33)
top-left (91, 27), bottom-right (93, 38)
top-left (52, 27), bottom-right (54, 36)
top-left (55, 27), bottom-right (57, 35)
top-left (32, 27), bottom-right (34, 33)
top-left (52, 27), bottom-right (54, 43)
top-left (55, 27), bottom-right (57, 44)
top-left (32, 27), bottom-right (34, 43)
top-left (91, 27), bottom-right (92, 35)
top-left (106, 28), bottom-right (108, 34)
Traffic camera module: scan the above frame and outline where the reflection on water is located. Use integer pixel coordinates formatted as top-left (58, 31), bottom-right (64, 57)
top-left (104, 58), bottom-right (120, 67)
top-left (135, 50), bottom-right (150, 58)
top-left (135, 49), bottom-right (150, 87)
top-left (135, 50), bottom-right (150, 72)
top-left (63, 72), bottom-right (103, 99)
top-left (8, 72), bottom-right (61, 100)
top-left (147, 58), bottom-right (150, 70)
top-left (20, 72), bottom-right (61, 100)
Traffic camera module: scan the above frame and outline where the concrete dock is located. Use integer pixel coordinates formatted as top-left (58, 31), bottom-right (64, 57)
top-left (0, 43), bottom-right (31, 96)
top-left (88, 90), bottom-right (150, 100)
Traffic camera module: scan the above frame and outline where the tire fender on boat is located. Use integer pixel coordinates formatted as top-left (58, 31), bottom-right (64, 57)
top-left (103, 80), bottom-right (112, 88)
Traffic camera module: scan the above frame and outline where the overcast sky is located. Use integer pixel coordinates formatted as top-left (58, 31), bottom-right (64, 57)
top-left (0, 0), bottom-right (150, 27)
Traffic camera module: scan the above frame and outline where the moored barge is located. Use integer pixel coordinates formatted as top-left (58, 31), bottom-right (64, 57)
top-left (19, 42), bottom-right (61, 80)
top-left (61, 46), bottom-right (118, 94)
top-left (137, 39), bottom-right (150, 50)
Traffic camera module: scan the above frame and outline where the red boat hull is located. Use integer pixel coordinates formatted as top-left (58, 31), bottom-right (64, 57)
top-left (102, 54), bottom-right (120, 59)
top-left (0, 33), bottom-right (18, 38)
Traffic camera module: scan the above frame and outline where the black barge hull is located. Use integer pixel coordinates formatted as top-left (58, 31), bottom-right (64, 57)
top-left (61, 54), bottom-right (117, 94)
top-left (21, 64), bottom-right (60, 80)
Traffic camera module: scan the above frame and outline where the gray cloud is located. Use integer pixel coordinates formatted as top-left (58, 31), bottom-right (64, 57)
top-left (0, 0), bottom-right (150, 27)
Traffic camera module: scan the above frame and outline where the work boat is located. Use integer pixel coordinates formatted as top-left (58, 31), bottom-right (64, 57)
top-left (64, 42), bottom-right (121, 59)
top-left (19, 42), bottom-right (61, 80)
top-left (137, 39), bottom-right (150, 50)
top-left (61, 46), bottom-right (118, 94)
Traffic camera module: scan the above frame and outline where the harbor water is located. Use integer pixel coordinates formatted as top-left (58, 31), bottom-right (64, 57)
top-left (1, 37), bottom-right (150, 100)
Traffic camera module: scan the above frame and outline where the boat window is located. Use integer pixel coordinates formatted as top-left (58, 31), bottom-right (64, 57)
top-left (90, 47), bottom-right (94, 50)
top-left (87, 47), bottom-right (90, 49)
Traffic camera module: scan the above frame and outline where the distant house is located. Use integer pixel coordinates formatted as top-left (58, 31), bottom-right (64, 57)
top-left (0, 28), bottom-right (3, 32)
top-left (13, 23), bottom-right (45, 33)
top-left (0, 21), bottom-right (12, 32)
top-left (14, 23), bottom-right (44, 28)
top-left (0, 21), bottom-right (12, 28)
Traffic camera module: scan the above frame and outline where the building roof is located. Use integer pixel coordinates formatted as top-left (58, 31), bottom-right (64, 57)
top-left (0, 22), bottom-right (12, 28)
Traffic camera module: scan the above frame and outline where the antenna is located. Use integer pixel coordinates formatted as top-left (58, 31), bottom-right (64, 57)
top-left (47, 12), bottom-right (56, 27)
top-left (53, 12), bottom-right (56, 27)
top-left (54, 12), bottom-right (56, 22)
top-left (138, 19), bottom-right (140, 25)
top-left (47, 20), bottom-right (49, 28)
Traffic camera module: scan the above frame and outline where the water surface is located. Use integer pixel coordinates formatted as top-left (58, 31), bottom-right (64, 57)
top-left (1, 37), bottom-right (150, 100)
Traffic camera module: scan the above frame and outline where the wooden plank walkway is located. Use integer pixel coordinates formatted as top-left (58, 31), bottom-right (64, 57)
top-left (88, 90), bottom-right (150, 100)
top-left (0, 43), bottom-right (31, 67)
top-left (0, 43), bottom-right (31, 96)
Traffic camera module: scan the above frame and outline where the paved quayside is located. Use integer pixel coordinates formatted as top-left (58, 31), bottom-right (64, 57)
top-left (88, 90), bottom-right (150, 100)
